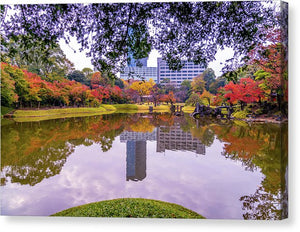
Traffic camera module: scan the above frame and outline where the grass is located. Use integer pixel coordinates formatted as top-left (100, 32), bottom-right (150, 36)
top-left (136, 104), bottom-right (170, 112)
top-left (113, 104), bottom-right (138, 110)
top-left (13, 107), bottom-right (110, 117)
top-left (7, 103), bottom-right (191, 122)
top-left (1, 118), bottom-right (15, 126)
top-left (51, 198), bottom-right (205, 219)
top-left (182, 105), bottom-right (195, 113)
top-left (11, 106), bottom-right (116, 122)
top-left (113, 103), bottom-right (171, 113)
top-left (1, 106), bottom-right (14, 116)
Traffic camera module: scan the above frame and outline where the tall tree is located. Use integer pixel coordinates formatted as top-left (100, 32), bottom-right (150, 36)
top-left (67, 70), bottom-right (89, 86)
top-left (1, 35), bottom-right (74, 80)
top-left (191, 74), bottom-right (205, 94)
top-left (1, 2), bottom-right (278, 77)
top-left (202, 68), bottom-right (216, 91)
top-left (114, 78), bottom-right (125, 89)
top-left (208, 76), bottom-right (227, 94)
top-left (130, 79), bottom-right (155, 99)
top-left (223, 77), bottom-right (264, 110)
top-left (250, 29), bottom-right (288, 115)
top-left (82, 67), bottom-right (93, 79)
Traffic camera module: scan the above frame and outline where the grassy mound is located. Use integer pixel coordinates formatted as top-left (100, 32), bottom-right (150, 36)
top-left (51, 198), bottom-right (205, 219)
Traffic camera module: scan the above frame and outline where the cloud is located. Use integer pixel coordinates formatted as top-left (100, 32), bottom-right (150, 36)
top-left (2, 138), bottom-right (263, 219)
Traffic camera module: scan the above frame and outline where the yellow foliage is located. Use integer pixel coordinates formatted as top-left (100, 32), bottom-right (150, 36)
top-left (129, 118), bottom-right (155, 133)
top-left (191, 74), bottom-right (205, 93)
top-left (130, 79), bottom-right (155, 96)
top-left (199, 89), bottom-right (215, 105)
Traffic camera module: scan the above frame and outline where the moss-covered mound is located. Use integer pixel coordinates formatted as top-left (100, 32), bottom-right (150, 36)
top-left (51, 198), bottom-right (205, 219)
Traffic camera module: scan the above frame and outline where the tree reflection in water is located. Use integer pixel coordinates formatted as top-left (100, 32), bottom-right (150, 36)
top-left (1, 114), bottom-right (130, 186)
top-left (198, 119), bottom-right (288, 220)
top-left (1, 113), bottom-right (288, 219)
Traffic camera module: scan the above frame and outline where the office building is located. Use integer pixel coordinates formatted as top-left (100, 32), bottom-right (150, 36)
top-left (128, 57), bottom-right (148, 67)
top-left (157, 58), bottom-right (206, 88)
top-left (120, 66), bottom-right (157, 82)
top-left (120, 130), bottom-right (157, 181)
top-left (120, 130), bottom-right (157, 142)
top-left (156, 124), bottom-right (206, 155)
top-left (126, 140), bottom-right (147, 181)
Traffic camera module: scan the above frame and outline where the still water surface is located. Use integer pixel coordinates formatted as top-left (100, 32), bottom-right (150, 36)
top-left (1, 113), bottom-right (288, 219)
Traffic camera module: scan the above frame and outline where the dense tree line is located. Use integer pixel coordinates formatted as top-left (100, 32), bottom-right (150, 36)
top-left (0, 63), bottom-right (132, 108)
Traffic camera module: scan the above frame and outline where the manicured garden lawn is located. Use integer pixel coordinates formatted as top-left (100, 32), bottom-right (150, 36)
top-left (6, 103), bottom-right (196, 122)
top-left (13, 106), bottom-right (113, 117)
top-left (114, 103), bottom-right (170, 113)
top-left (182, 105), bottom-right (195, 113)
top-left (51, 198), bottom-right (205, 219)
top-left (11, 106), bottom-right (116, 122)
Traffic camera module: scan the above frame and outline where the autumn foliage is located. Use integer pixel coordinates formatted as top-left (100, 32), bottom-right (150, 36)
top-left (223, 78), bottom-right (264, 105)
top-left (0, 63), bottom-right (132, 108)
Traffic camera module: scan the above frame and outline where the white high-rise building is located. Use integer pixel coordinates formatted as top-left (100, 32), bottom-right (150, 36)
top-left (157, 58), bottom-right (206, 88)
top-left (120, 66), bottom-right (157, 82)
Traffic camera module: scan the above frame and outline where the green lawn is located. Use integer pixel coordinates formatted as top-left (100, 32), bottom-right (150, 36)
top-left (6, 103), bottom-right (194, 122)
top-left (1, 106), bottom-right (14, 116)
top-left (13, 106), bottom-right (113, 117)
top-left (51, 198), bottom-right (205, 219)
top-left (10, 106), bottom-right (116, 122)
top-left (113, 103), bottom-right (171, 113)
top-left (182, 105), bottom-right (195, 113)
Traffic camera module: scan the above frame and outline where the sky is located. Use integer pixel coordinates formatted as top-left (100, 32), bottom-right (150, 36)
top-left (59, 37), bottom-right (234, 77)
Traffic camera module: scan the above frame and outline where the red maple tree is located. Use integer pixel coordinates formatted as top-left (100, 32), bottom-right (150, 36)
top-left (224, 78), bottom-right (264, 109)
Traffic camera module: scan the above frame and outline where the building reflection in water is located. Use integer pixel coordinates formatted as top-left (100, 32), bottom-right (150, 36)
top-left (120, 124), bottom-right (206, 182)
top-left (120, 130), bottom-right (157, 181)
top-left (156, 124), bottom-right (206, 155)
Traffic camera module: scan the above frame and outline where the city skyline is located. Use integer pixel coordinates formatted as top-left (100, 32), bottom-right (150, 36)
top-left (59, 37), bottom-right (234, 77)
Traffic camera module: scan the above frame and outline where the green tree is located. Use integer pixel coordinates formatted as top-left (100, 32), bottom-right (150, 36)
top-left (191, 74), bottom-right (205, 94)
top-left (2, 35), bottom-right (74, 80)
top-left (202, 68), bottom-right (216, 91)
top-left (185, 93), bottom-right (202, 106)
top-left (180, 80), bottom-right (192, 94)
top-left (0, 66), bottom-right (18, 106)
top-left (209, 77), bottom-right (227, 94)
top-left (2, 63), bottom-right (30, 108)
top-left (67, 70), bottom-right (89, 86)
top-left (1, 2), bottom-right (278, 77)
top-left (114, 78), bottom-right (125, 89)
top-left (82, 67), bottom-right (93, 79)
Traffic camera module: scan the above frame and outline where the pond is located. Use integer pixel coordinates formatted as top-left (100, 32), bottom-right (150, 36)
top-left (0, 113), bottom-right (288, 219)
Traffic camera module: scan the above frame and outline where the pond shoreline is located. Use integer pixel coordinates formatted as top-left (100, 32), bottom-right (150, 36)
top-left (2, 104), bottom-right (172, 122)
top-left (241, 115), bottom-right (288, 124)
top-left (2, 105), bottom-right (288, 124)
